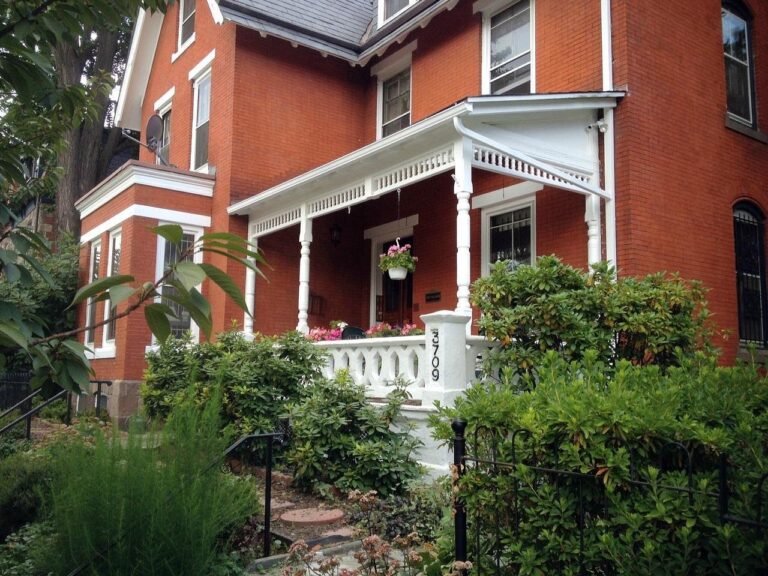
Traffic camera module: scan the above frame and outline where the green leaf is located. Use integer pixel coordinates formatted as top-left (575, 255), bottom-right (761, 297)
top-left (19, 252), bottom-right (55, 286)
top-left (199, 262), bottom-right (250, 313)
top-left (175, 261), bottom-right (206, 291)
top-left (65, 358), bottom-right (93, 392)
top-left (71, 274), bottom-right (135, 306)
top-left (0, 322), bottom-right (29, 350)
top-left (145, 303), bottom-right (172, 344)
top-left (4, 262), bottom-right (20, 282)
top-left (152, 224), bottom-right (183, 245)
top-left (108, 284), bottom-right (136, 308)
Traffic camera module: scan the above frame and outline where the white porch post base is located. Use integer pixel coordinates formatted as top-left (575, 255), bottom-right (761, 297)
top-left (420, 310), bottom-right (472, 408)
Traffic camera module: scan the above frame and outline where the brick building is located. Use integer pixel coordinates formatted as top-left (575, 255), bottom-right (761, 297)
top-left (76, 0), bottom-right (768, 418)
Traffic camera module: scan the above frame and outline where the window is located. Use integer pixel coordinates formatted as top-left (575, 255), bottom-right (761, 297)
top-left (103, 231), bottom-right (122, 344)
top-left (734, 202), bottom-right (767, 346)
top-left (482, 0), bottom-right (533, 95)
top-left (158, 230), bottom-right (199, 339)
top-left (85, 240), bottom-right (101, 345)
top-left (481, 201), bottom-right (534, 275)
top-left (381, 68), bottom-right (411, 137)
top-left (180, 0), bottom-right (196, 47)
top-left (722, 2), bottom-right (755, 126)
top-left (157, 110), bottom-right (171, 166)
top-left (380, 0), bottom-right (417, 24)
top-left (192, 72), bottom-right (211, 170)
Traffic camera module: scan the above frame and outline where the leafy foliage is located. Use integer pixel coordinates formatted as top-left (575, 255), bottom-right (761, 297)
top-left (142, 330), bottom-right (326, 440)
top-left (0, 451), bottom-right (54, 541)
top-left (472, 256), bottom-right (713, 378)
top-left (45, 389), bottom-right (260, 576)
top-left (431, 352), bottom-right (768, 574)
top-left (0, 521), bottom-right (56, 576)
top-left (288, 371), bottom-right (422, 496)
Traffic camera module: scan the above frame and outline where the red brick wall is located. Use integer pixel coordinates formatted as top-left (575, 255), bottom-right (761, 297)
top-left (611, 0), bottom-right (768, 361)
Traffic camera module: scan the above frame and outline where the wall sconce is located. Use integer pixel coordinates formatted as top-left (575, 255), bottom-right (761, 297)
top-left (330, 223), bottom-right (342, 247)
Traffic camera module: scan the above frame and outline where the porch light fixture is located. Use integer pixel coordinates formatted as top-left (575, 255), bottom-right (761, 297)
top-left (330, 223), bottom-right (342, 247)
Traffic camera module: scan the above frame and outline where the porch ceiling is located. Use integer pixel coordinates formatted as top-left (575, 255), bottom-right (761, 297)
top-left (228, 92), bottom-right (623, 238)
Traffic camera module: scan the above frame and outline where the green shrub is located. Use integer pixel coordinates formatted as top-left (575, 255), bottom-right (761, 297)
top-left (45, 388), bottom-right (259, 576)
top-left (0, 521), bottom-right (56, 576)
top-left (0, 451), bottom-right (53, 541)
top-left (471, 256), bottom-right (713, 378)
top-left (142, 331), bottom-right (325, 439)
top-left (288, 371), bottom-right (422, 496)
top-left (431, 352), bottom-right (768, 574)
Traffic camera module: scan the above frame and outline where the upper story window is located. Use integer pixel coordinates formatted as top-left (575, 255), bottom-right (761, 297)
top-left (734, 201), bottom-right (767, 346)
top-left (477, 0), bottom-right (533, 95)
top-left (85, 240), bottom-right (101, 345)
top-left (189, 50), bottom-right (215, 171)
top-left (722, 2), bottom-right (755, 126)
top-left (382, 69), bottom-right (411, 137)
top-left (380, 0), bottom-right (418, 24)
top-left (180, 0), bottom-right (196, 47)
top-left (158, 110), bottom-right (171, 166)
top-left (103, 230), bottom-right (122, 345)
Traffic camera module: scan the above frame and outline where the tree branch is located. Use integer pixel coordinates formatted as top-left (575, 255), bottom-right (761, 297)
top-left (0, 0), bottom-right (62, 40)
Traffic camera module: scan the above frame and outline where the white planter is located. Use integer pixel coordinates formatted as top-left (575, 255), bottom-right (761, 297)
top-left (388, 266), bottom-right (408, 280)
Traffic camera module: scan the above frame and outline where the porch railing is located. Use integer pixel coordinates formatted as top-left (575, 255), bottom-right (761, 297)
top-left (314, 311), bottom-right (497, 406)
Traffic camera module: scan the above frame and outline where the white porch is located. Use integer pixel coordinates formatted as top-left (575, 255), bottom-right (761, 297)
top-left (229, 92), bottom-right (621, 336)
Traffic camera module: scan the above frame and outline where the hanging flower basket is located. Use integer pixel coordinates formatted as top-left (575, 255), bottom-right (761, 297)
top-left (378, 238), bottom-right (417, 280)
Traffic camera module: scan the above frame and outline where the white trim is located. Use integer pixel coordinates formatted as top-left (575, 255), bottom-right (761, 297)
top-left (84, 239), bottom-right (102, 346)
top-left (480, 195), bottom-right (536, 276)
top-left (207, 0), bottom-right (224, 24)
top-left (85, 346), bottom-right (116, 360)
top-left (153, 87), bottom-right (175, 113)
top-left (472, 181), bottom-right (542, 209)
top-left (188, 49), bottom-right (216, 81)
top-left (102, 229), bottom-right (123, 348)
top-left (364, 214), bottom-right (419, 326)
top-left (370, 40), bottom-right (417, 78)
top-left (191, 66), bottom-right (212, 172)
top-left (77, 163), bottom-right (214, 219)
top-left (81, 206), bottom-right (211, 244)
top-left (479, 0), bottom-right (535, 95)
top-left (171, 32), bottom-right (195, 62)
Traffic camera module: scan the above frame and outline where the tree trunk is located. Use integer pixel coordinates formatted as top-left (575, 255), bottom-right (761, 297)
top-left (53, 28), bottom-right (120, 241)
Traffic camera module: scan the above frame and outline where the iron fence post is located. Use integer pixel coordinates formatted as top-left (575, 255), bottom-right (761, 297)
top-left (24, 394), bottom-right (32, 440)
top-left (452, 419), bottom-right (468, 573)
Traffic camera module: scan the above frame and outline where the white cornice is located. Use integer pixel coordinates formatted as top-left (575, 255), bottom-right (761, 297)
top-left (81, 205), bottom-right (212, 244)
top-left (77, 162), bottom-right (215, 219)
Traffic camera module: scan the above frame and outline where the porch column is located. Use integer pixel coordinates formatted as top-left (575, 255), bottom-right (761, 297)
top-left (296, 208), bottom-right (313, 334)
top-left (586, 194), bottom-right (602, 266)
top-left (454, 137), bottom-right (474, 317)
top-left (243, 237), bottom-right (257, 335)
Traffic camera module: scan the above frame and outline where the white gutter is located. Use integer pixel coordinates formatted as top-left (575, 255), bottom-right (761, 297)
top-left (453, 117), bottom-right (610, 199)
top-left (114, 8), bottom-right (146, 128)
top-left (601, 0), bottom-right (617, 267)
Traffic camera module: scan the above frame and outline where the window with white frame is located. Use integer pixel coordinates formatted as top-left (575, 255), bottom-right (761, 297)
top-left (482, 202), bottom-right (534, 275)
top-left (157, 229), bottom-right (200, 339)
top-left (179, 0), bottom-right (196, 47)
top-left (192, 72), bottom-right (211, 170)
top-left (84, 240), bottom-right (101, 345)
top-left (722, 1), bottom-right (755, 126)
top-left (482, 0), bottom-right (533, 95)
top-left (157, 110), bottom-right (171, 165)
top-left (103, 230), bottom-right (122, 345)
top-left (381, 68), bottom-right (411, 137)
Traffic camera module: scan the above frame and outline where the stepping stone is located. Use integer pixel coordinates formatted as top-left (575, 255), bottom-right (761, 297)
top-left (280, 507), bottom-right (345, 525)
top-left (320, 526), bottom-right (356, 538)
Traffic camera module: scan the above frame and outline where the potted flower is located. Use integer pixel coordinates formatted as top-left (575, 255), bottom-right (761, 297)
top-left (378, 238), bottom-right (417, 280)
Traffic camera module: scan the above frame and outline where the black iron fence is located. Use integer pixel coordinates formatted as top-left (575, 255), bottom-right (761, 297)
top-left (0, 371), bottom-right (31, 410)
top-left (451, 419), bottom-right (768, 575)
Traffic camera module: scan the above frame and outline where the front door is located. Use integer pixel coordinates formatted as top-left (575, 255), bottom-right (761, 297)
top-left (378, 236), bottom-right (414, 326)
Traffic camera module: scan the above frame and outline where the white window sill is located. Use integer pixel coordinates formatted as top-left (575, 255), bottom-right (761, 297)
top-left (192, 163), bottom-right (209, 174)
top-left (85, 346), bottom-right (116, 360)
top-left (172, 34), bottom-right (195, 63)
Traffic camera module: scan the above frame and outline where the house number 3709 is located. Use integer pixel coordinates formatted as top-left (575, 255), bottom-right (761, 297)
top-left (431, 329), bottom-right (440, 381)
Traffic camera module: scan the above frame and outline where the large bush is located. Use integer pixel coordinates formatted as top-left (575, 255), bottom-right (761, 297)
top-left (431, 353), bottom-right (768, 574)
top-left (45, 390), bottom-right (259, 576)
top-left (0, 451), bottom-right (53, 541)
top-left (142, 330), bottom-right (326, 437)
top-left (288, 371), bottom-right (422, 496)
top-left (471, 256), bottom-right (712, 377)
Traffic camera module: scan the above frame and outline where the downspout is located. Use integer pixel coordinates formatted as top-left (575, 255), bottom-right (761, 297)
top-left (601, 0), bottom-right (618, 268)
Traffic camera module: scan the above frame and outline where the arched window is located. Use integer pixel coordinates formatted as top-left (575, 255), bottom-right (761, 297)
top-left (722, 1), bottom-right (756, 126)
top-left (734, 201), bottom-right (767, 345)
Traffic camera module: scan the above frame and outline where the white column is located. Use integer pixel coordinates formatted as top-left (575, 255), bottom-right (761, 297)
top-left (453, 137), bottom-right (474, 316)
top-left (604, 108), bottom-right (617, 268)
top-left (243, 237), bottom-right (257, 335)
top-left (420, 310), bottom-right (472, 407)
top-left (296, 209), bottom-right (312, 334)
top-left (586, 194), bottom-right (602, 266)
